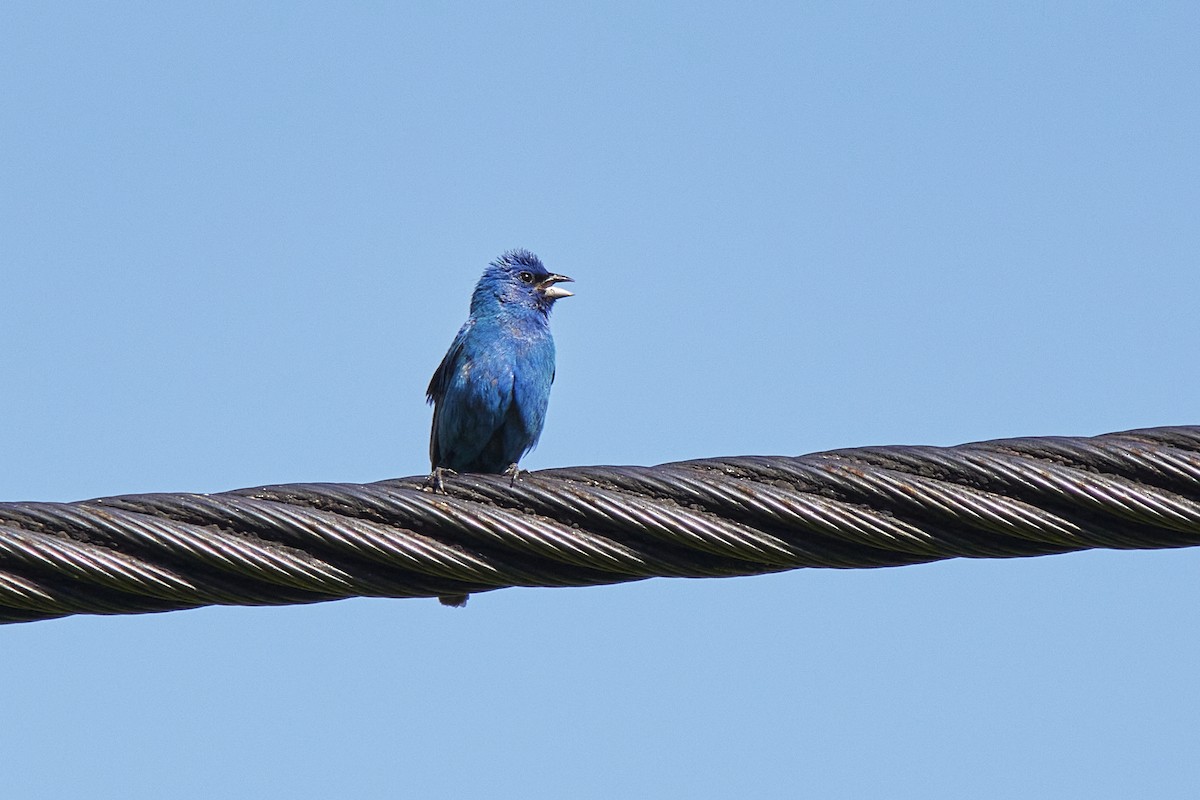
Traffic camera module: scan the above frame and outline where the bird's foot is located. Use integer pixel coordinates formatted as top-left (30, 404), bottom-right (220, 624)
top-left (438, 593), bottom-right (469, 607)
top-left (425, 466), bottom-right (458, 493)
top-left (503, 463), bottom-right (523, 486)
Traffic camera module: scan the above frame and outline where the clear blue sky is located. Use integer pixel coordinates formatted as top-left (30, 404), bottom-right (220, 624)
top-left (2, 2), bottom-right (1198, 797)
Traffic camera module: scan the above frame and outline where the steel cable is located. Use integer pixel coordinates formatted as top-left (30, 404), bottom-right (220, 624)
top-left (1, 425), bottom-right (1198, 624)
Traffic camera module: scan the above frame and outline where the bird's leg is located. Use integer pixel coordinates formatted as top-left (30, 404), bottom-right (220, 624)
top-left (504, 463), bottom-right (522, 486)
top-left (425, 466), bottom-right (458, 493)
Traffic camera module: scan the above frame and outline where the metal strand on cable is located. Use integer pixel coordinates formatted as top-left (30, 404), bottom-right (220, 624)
top-left (1, 425), bottom-right (1198, 624)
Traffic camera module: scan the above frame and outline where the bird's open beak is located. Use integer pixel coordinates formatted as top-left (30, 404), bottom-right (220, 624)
top-left (538, 274), bottom-right (574, 300)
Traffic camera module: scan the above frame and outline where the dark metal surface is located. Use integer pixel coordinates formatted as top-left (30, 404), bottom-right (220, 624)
top-left (2, 425), bottom-right (1198, 624)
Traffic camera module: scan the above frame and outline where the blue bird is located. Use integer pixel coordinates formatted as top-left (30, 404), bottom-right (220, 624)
top-left (427, 249), bottom-right (573, 486)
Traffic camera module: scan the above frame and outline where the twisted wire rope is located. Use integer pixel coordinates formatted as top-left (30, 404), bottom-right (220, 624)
top-left (1, 425), bottom-right (1198, 623)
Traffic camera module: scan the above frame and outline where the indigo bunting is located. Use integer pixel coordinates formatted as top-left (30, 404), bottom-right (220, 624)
top-left (427, 249), bottom-right (573, 486)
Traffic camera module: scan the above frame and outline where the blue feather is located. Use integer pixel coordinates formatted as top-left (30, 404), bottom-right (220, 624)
top-left (427, 250), bottom-right (572, 474)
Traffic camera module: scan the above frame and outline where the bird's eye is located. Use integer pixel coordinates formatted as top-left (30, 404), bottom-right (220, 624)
top-left (518, 271), bottom-right (535, 284)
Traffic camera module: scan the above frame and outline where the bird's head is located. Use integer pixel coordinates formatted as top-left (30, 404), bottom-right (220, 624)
top-left (472, 249), bottom-right (574, 315)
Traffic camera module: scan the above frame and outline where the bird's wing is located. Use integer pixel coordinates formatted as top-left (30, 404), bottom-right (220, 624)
top-left (427, 321), bottom-right (472, 404)
top-left (427, 321), bottom-right (473, 468)
top-left (428, 319), bottom-right (521, 471)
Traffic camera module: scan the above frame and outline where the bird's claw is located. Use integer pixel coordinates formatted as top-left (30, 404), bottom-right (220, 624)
top-left (504, 463), bottom-right (522, 486)
top-left (425, 466), bottom-right (458, 493)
